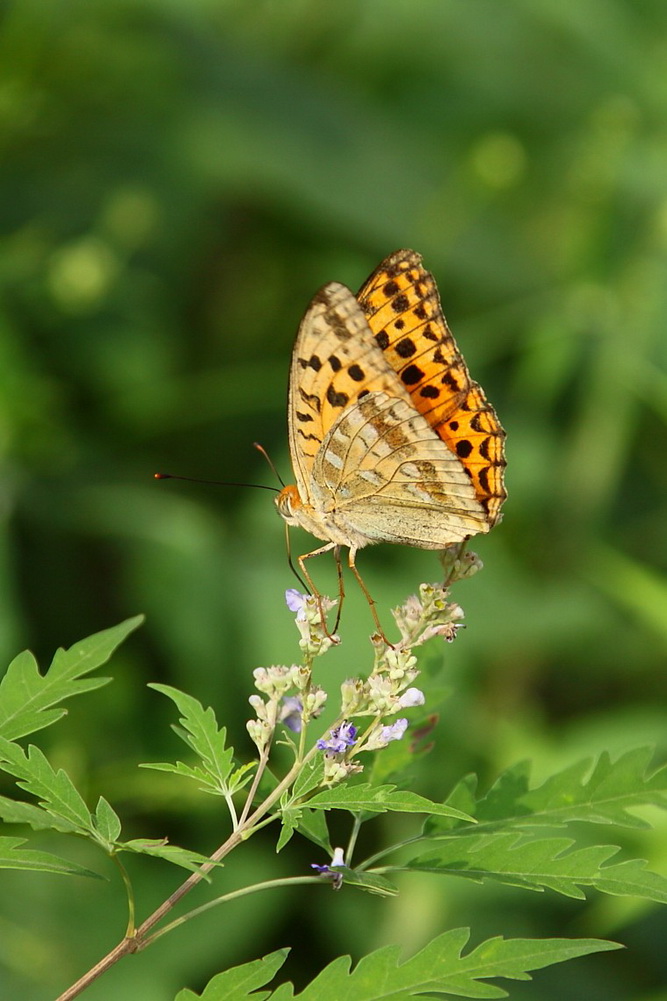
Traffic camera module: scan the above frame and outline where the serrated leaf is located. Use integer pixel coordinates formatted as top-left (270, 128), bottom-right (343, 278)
top-left (141, 759), bottom-right (216, 788)
top-left (292, 758), bottom-right (325, 800)
top-left (145, 756), bottom-right (254, 800)
top-left (405, 833), bottom-right (667, 901)
top-left (294, 929), bottom-right (619, 1000)
top-left (0, 795), bottom-right (81, 833)
top-left (0, 739), bottom-right (94, 837)
top-left (307, 783), bottom-right (473, 822)
top-left (146, 684), bottom-right (235, 794)
top-left (0, 617), bottom-right (143, 740)
top-left (228, 761), bottom-right (256, 794)
top-left (174, 948), bottom-right (289, 1000)
top-left (121, 838), bottom-right (221, 875)
top-left (0, 836), bottom-right (103, 879)
top-left (277, 807), bottom-right (300, 852)
top-left (428, 747), bottom-right (667, 837)
top-left (183, 931), bottom-right (618, 1000)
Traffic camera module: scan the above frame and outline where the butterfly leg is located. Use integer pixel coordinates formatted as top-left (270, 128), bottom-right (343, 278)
top-left (297, 542), bottom-right (340, 640)
top-left (347, 548), bottom-right (393, 647)
top-left (331, 545), bottom-right (346, 634)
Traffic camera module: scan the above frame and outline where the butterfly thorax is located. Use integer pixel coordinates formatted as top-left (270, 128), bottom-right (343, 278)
top-left (275, 484), bottom-right (371, 551)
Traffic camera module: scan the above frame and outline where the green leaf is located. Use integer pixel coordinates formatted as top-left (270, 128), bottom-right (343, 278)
top-left (292, 929), bottom-right (619, 1000)
top-left (292, 757), bottom-right (325, 800)
top-left (0, 739), bottom-right (95, 838)
top-left (94, 796), bottom-right (122, 843)
top-left (277, 806), bottom-right (300, 853)
top-left (121, 838), bottom-right (222, 876)
top-left (405, 833), bottom-right (667, 901)
top-left (334, 867), bottom-right (398, 897)
top-left (144, 684), bottom-right (235, 795)
top-left (0, 836), bottom-right (103, 879)
top-left (427, 747), bottom-right (667, 836)
top-left (227, 762), bottom-right (257, 795)
top-left (0, 616), bottom-right (143, 740)
top-left (306, 783), bottom-right (473, 822)
top-left (181, 932), bottom-right (618, 1000)
top-left (142, 759), bottom-right (217, 787)
top-left (295, 808), bottom-right (332, 854)
top-left (0, 795), bottom-right (80, 833)
top-left (174, 948), bottom-right (289, 1000)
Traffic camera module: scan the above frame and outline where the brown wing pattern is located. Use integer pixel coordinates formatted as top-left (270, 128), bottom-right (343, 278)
top-left (287, 281), bottom-right (413, 502)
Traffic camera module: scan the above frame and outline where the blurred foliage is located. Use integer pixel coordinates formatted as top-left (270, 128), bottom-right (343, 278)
top-left (1, 0), bottom-right (667, 998)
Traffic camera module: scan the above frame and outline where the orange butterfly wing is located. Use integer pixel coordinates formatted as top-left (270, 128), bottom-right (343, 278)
top-left (356, 249), bottom-right (506, 527)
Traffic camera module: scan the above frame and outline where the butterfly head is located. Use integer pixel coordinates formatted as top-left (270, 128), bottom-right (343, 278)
top-left (275, 484), bottom-right (303, 526)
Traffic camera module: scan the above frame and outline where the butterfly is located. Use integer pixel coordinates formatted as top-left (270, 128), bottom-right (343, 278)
top-left (275, 248), bottom-right (506, 637)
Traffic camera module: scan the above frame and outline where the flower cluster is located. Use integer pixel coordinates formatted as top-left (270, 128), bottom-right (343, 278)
top-left (246, 660), bottom-right (327, 750)
top-left (315, 721), bottom-right (364, 784)
top-left (392, 581), bottom-right (465, 648)
top-left (249, 575), bottom-right (470, 784)
top-left (285, 588), bottom-right (339, 658)
top-left (438, 543), bottom-right (484, 583)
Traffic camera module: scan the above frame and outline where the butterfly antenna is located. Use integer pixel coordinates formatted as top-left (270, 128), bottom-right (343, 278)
top-left (253, 442), bottom-right (286, 488)
top-left (284, 522), bottom-right (311, 594)
top-left (154, 473), bottom-right (279, 493)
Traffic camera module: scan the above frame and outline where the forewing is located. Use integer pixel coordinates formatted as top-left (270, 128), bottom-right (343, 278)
top-left (287, 282), bottom-right (412, 503)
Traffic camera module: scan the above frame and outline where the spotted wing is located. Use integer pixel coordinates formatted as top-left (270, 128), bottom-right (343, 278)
top-left (287, 281), bottom-right (413, 506)
top-left (357, 249), bottom-right (507, 526)
top-left (310, 391), bottom-right (489, 548)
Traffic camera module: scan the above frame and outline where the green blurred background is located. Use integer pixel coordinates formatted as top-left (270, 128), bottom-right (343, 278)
top-left (1, 0), bottom-right (667, 998)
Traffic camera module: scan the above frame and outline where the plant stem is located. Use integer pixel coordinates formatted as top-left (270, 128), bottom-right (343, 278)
top-left (141, 875), bottom-right (318, 947)
top-left (112, 853), bottom-right (136, 937)
top-left (54, 746), bottom-right (319, 1001)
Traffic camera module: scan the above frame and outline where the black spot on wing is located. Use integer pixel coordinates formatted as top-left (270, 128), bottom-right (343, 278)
top-left (298, 388), bottom-right (321, 413)
top-left (401, 364), bottom-right (424, 386)
top-left (392, 294), bottom-right (410, 313)
top-left (395, 337), bottom-right (416, 358)
top-left (327, 386), bottom-right (349, 408)
top-left (298, 354), bottom-right (322, 372)
top-left (455, 440), bottom-right (473, 459)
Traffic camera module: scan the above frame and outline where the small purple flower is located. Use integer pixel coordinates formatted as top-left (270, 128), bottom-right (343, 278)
top-left (379, 718), bottom-right (408, 743)
top-left (397, 687), bottom-right (425, 709)
top-left (316, 721), bottom-right (358, 753)
top-left (279, 696), bottom-right (303, 733)
top-left (285, 589), bottom-right (307, 619)
top-left (311, 847), bottom-right (345, 889)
